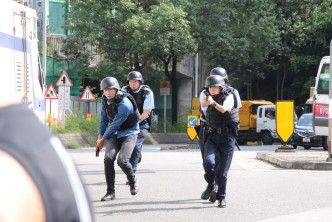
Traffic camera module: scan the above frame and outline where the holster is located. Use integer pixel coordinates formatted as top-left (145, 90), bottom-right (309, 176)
top-left (231, 123), bottom-right (239, 137)
top-left (203, 126), bottom-right (208, 145)
top-left (194, 125), bottom-right (201, 138)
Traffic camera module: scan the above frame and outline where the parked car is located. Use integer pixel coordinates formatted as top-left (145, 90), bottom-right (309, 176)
top-left (291, 113), bottom-right (323, 149)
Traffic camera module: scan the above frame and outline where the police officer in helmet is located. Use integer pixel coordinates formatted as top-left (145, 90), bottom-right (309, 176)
top-left (122, 71), bottom-right (155, 175)
top-left (209, 67), bottom-right (241, 109)
top-left (201, 74), bottom-right (239, 208)
top-left (96, 77), bottom-right (140, 201)
top-left (199, 67), bottom-right (241, 203)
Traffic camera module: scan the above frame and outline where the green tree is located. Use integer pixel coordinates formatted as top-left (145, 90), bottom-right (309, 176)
top-left (123, 1), bottom-right (197, 123)
top-left (187, 0), bottom-right (280, 99)
top-left (64, 0), bottom-right (196, 123)
top-left (271, 0), bottom-right (319, 100)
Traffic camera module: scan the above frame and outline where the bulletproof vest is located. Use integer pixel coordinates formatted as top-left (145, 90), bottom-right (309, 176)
top-left (102, 93), bottom-right (140, 131)
top-left (224, 86), bottom-right (239, 109)
top-left (123, 85), bottom-right (151, 114)
top-left (124, 85), bottom-right (153, 126)
top-left (205, 91), bottom-right (239, 129)
top-left (0, 103), bottom-right (93, 222)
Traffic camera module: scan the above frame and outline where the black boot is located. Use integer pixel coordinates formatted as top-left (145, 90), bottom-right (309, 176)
top-left (201, 183), bottom-right (213, 200)
top-left (104, 159), bottom-right (115, 197)
top-left (101, 192), bottom-right (115, 201)
top-left (209, 185), bottom-right (217, 203)
top-left (128, 176), bottom-right (138, 195)
top-left (218, 198), bottom-right (226, 208)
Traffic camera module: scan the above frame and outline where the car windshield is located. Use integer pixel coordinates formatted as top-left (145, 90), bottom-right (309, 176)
top-left (317, 63), bottom-right (329, 94)
top-left (297, 115), bottom-right (312, 126)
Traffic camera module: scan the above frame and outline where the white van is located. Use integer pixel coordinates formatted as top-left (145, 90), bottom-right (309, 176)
top-left (312, 56), bottom-right (329, 150)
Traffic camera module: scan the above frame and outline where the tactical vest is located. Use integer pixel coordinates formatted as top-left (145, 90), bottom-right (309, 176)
top-left (205, 91), bottom-right (239, 129)
top-left (200, 86), bottom-right (239, 121)
top-left (102, 93), bottom-right (140, 131)
top-left (123, 85), bottom-right (153, 126)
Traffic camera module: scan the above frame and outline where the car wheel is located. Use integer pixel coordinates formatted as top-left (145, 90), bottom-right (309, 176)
top-left (322, 136), bottom-right (328, 151)
top-left (261, 132), bottom-right (274, 145)
top-left (304, 146), bottom-right (311, 150)
top-left (292, 145), bottom-right (297, 149)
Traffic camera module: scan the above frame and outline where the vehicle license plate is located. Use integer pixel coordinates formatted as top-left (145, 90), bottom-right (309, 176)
top-left (303, 137), bottom-right (310, 142)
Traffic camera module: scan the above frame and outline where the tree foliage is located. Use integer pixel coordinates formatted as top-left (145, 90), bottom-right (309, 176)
top-left (63, 0), bottom-right (332, 110)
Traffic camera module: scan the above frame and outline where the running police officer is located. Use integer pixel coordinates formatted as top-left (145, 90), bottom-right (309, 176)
top-left (201, 74), bottom-right (239, 208)
top-left (96, 77), bottom-right (140, 201)
top-left (122, 71), bottom-right (155, 174)
top-left (200, 67), bottom-right (241, 202)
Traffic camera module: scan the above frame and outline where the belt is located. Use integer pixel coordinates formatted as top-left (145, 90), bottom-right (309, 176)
top-left (206, 126), bottom-right (229, 135)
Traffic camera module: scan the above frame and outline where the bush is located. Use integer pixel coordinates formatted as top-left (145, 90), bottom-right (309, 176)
top-left (150, 118), bottom-right (187, 133)
top-left (52, 109), bottom-right (100, 134)
top-left (51, 109), bottom-right (187, 134)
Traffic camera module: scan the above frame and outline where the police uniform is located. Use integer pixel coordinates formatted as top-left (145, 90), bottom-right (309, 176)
top-left (0, 103), bottom-right (93, 222)
top-left (122, 84), bottom-right (154, 173)
top-left (200, 86), bottom-right (241, 201)
top-left (202, 75), bottom-right (239, 207)
top-left (98, 77), bottom-right (140, 200)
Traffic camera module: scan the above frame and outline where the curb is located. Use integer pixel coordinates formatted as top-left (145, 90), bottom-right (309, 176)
top-left (256, 152), bottom-right (332, 171)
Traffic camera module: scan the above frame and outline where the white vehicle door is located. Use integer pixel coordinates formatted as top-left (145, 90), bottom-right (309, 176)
top-left (257, 106), bottom-right (275, 132)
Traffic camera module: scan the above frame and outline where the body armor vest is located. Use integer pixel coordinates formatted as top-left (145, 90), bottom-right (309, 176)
top-left (200, 86), bottom-right (239, 121)
top-left (205, 91), bottom-right (239, 129)
top-left (123, 85), bottom-right (151, 114)
top-left (102, 93), bottom-right (140, 131)
top-left (124, 85), bottom-right (153, 126)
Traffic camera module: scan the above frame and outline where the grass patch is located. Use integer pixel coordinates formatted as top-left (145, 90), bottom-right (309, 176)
top-left (66, 141), bottom-right (81, 149)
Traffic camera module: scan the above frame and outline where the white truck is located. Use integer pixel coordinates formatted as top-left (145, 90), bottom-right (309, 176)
top-left (312, 56), bottom-right (329, 150)
top-left (0, 0), bottom-right (46, 121)
top-left (237, 100), bottom-right (279, 145)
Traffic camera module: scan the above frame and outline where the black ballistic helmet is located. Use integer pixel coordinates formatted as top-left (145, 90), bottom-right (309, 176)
top-left (205, 75), bottom-right (226, 88)
top-left (100, 77), bottom-right (121, 91)
top-left (127, 71), bottom-right (144, 84)
top-left (210, 67), bottom-right (229, 82)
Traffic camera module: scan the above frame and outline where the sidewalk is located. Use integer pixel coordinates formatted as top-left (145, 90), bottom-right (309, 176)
top-left (257, 150), bottom-right (332, 170)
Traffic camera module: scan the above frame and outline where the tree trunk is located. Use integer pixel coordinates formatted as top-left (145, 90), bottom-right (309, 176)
top-left (280, 58), bottom-right (288, 100)
top-left (171, 57), bottom-right (178, 124)
top-left (276, 70), bottom-right (279, 101)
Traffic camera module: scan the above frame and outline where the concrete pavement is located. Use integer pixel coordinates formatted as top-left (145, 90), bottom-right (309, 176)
top-left (256, 149), bottom-right (332, 170)
top-left (162, 143), bottom-right (332, 171)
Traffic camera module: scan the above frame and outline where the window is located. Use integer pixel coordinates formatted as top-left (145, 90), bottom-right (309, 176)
top-left (317, 64), bottom-right (330, 94)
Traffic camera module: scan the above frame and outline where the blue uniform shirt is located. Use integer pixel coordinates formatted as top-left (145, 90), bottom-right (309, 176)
top-left (121, 85), bottom-right (155, 121)
top-left (199, 89), bottom-right (207, 122)
top-left (98, 91), bottom-right (139, 139)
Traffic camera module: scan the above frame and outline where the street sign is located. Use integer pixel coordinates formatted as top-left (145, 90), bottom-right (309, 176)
top-left (192, 98), bottom-right (200, 116)
top-left (81, 87), bottom-right (96, 101)
top-left (160, 81), bottom-right (170, 96)
top-left (58, 86), bottom-right (70, 110)
top-left (276, 101), bottom-right (294, 144)
top-left (187, 115), bottom-right (200, 141)
top-left (44, 84), bottom-right (58, 99)
top-left (56, 71), bottom-right (73, 87)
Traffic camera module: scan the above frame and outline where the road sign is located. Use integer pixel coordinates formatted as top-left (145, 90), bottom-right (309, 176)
top-left (187, 115), bottom-right (200, 140)
top-left (56, 71), bottom-right (73, 87)
top-left (160, 81), bottom-right (170, 96)
top-left (276, 101), bottom-right (294, 144)
top-left (44, 84), bottom-right (58, 99)
top-left (58, 86), bottom-right (70, 110)
top-left (192, 98), bottom-right (200, 116)
top-left (81, 87), bottom-right (96, 101)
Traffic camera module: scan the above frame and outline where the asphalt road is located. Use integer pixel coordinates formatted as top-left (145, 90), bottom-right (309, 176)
top-left (69, 144), bottom-right (332, 222)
